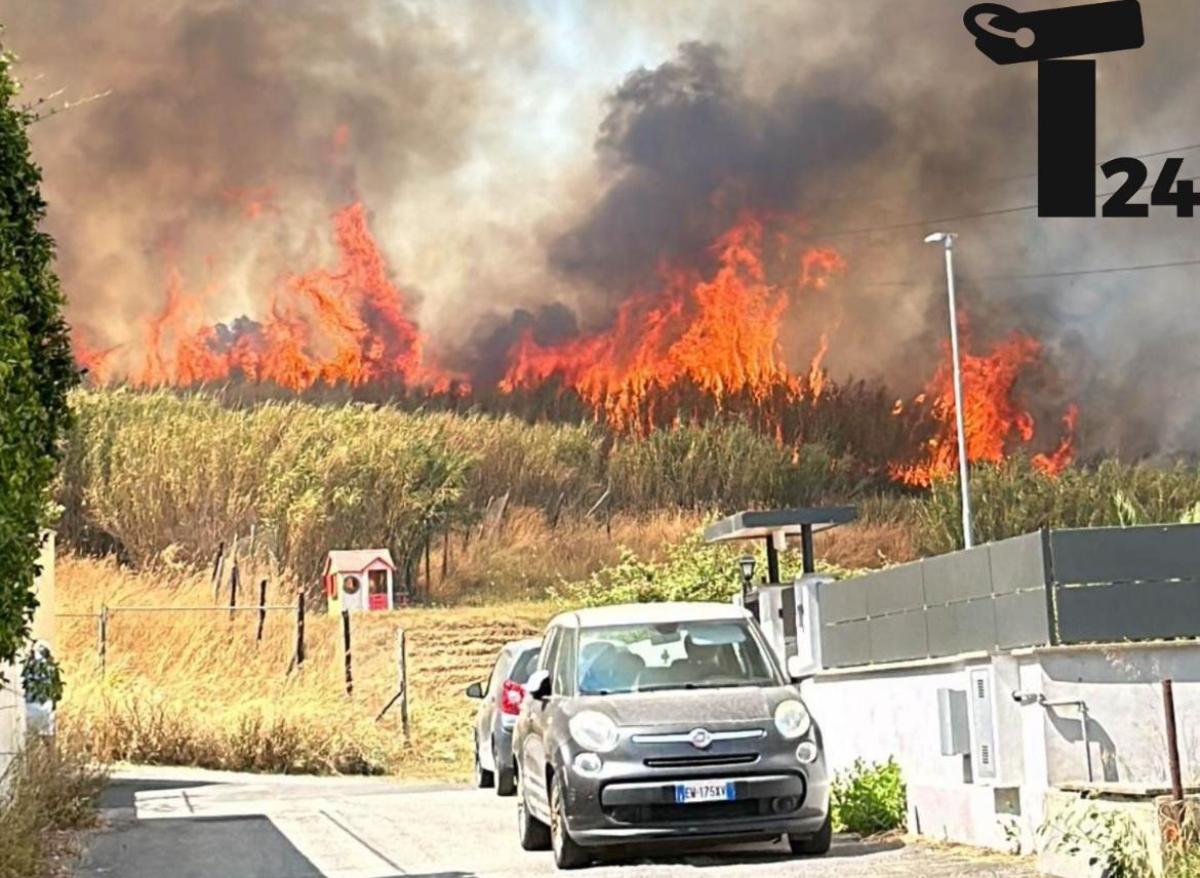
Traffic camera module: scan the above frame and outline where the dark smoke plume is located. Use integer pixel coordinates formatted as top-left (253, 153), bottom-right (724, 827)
top-left (550, 42), bottom-right (892, 295)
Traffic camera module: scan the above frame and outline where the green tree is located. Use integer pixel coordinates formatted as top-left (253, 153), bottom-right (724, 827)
top-left (0, 47), bottom-right (77, 671)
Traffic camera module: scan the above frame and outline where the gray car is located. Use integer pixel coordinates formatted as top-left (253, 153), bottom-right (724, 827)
top-left (512, 602), bottom-right (830, 869)
top-left (466, 638), bottom-right (541, 796)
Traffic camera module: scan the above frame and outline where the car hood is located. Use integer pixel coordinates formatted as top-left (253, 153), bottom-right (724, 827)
top-left (579, 686), bottom-right (791, 727)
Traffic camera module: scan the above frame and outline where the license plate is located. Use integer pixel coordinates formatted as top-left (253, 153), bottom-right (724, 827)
top-left (674, 781), bottom-right (735, 804)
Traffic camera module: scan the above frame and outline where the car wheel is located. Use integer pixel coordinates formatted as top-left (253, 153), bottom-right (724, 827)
top-left (517, 771), bottom-right (551, 851)
top-left (789, 812), bottom-right (833, 856)
top-left (550, 776), bottom-right (590, 869)
top-left (474, 743), bottom-right (494, 789)
top-left (495, 746), bottom-right (516, 797)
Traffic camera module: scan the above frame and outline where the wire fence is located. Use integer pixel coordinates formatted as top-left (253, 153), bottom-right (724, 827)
top-left (54, 597), bottom-right (409, 735)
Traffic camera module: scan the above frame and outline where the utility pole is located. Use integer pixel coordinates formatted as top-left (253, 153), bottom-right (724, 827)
top-left (925, 231), bottom-right (974, 548)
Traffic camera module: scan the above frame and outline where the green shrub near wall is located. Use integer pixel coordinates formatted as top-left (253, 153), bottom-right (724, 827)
top-left (0, 51), bottom-right (77, 668)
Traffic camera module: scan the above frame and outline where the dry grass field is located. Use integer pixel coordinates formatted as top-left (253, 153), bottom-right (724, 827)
top-left (56, 555), bottom-right (557, 779)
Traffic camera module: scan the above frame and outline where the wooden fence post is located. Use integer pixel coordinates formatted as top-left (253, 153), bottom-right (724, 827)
top-left (399, 628), bottom-right (409, 738)
top-left (342, 610), bottom-right (353, 697)
top-left (98, 605), bottom-right (109, 676)
top-left (295, 592), bottom-right (306, 669)
top-left (256, 579), bottom-right (268, 642)
top-left (229, 558), bottom-right (240, 619)
top-left (441, 526), bottom-right (450, 583)
top-left (424, 539), bottom-right (432, 601)
top-left (372, 628), bottom-right (408, 732)
top-left (211, 541), bottom-right (226, 604)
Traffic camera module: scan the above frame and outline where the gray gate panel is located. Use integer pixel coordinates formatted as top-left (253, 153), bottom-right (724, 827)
top-left (988, 532), bottom-right (1047, 595)
top-left (820, 579), bottom-right (868, 624)
top-left (821, 620), bottom-right (870, 667)
top-left (869, 610), bottom-right (928, 663)
top-left (993, 590), bottom-right (1051, 648)
top-left (924, 544), bottom-right (993, 605)
top-left (927, 598), bottom-right (997, 658)
top-left (1057, 579), bottom-right (1200, 643)
top-left (1050, 525), bottom-right (1200, 585)
top-left (866, 563), bottom-right (925, 616)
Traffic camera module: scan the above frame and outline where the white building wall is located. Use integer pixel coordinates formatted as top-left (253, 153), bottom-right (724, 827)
top-left (805, 652), bottom-right (1031, 850)
top-left (0, 661), bottom-right (24, 783)
top-left (806, 641), bottom-right (1200, 854)
top-left (0, 533), bottom-right (56, 785)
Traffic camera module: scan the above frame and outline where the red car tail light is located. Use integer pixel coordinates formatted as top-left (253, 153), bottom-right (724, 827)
top-left (501, 679), bottom-right (526, 715)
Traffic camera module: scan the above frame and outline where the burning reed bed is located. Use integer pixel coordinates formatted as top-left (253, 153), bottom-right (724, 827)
top-left (60, 389), bottom-right (1200, 581)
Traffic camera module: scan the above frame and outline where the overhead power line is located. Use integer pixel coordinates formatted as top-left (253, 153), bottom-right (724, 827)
top-left (864, 257), bottom-right (1200, 287)
top-left (809, 173), bottom-right (1198, 241)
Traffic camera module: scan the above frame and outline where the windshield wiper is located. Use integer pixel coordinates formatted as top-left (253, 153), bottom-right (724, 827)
top-left (636, 680), bottom-right (766, 692)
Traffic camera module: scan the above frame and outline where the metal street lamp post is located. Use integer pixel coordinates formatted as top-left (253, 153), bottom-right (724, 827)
top-left (924, 231), bottom-right (974, 549)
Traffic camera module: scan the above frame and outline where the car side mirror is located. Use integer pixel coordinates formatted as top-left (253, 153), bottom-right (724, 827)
top-left (786, 655), bottom-right (816, 683)
top-left (465, 681), bottom-right (484, 699)
top-left (526, 670), bottom-right (552, 700)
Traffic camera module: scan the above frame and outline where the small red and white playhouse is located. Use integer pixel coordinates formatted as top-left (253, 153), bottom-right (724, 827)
top-left (322, 549), bottom-right (398, 614)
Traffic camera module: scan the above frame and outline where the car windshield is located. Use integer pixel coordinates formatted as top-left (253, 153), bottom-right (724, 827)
top-left (576, 619), bottom-right (779, 695)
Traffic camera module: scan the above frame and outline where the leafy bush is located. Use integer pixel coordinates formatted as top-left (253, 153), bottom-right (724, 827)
top-left (553, 529), bottom-right (860, 607)
top-left (0, 50), bottom-right (78, 670)
top-left (830, 757), bottom-right (907, 835)
top-left (21, 644), bottom-right (64, 705)
top-left (553, 534), bottom-right (742, 607)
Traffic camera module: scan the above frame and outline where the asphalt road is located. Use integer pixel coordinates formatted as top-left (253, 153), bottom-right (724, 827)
top-left (77, 767), bottom-right (1037, 878)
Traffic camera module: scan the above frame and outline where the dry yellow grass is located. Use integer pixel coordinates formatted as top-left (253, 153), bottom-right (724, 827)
top-left (433, 506), bottom-right (706, 603)
top-left (56, 556), bottom-right (556, 779)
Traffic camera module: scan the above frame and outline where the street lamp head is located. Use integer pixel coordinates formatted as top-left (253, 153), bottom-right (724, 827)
top-left (738, 554), bottom-right (757, 583)
top-left (924, 231), bottom-right (957, 246)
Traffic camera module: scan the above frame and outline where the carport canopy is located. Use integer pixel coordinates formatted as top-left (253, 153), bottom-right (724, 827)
top-left (704, 506), bottom-right (858, 581)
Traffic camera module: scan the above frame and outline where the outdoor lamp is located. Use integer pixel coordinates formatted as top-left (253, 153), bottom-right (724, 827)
top-left (738, 555), bottom-right (757, 585)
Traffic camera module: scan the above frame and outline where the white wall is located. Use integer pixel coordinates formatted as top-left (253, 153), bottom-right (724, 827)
top-left (804, 642), bottom-right (1200, 853)
top-left (0, 533), bottom-right (56, 785)
top-left (1021, 644), bottom-right (1200, 789)
top-left (0, 662), bottom-right (24, 783)
top-left (804, 652), bottom-right (1030, 850)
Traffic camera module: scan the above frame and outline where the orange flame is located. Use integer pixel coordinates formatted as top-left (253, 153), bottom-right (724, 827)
top-left (72, 332), bottom-right (118, 385)
top-left (889, 320), bottom-right (1076, 486)
top-left (113, 202), bottom-right (459, 393)
top-left (500, 214), bottom-right (845, 433)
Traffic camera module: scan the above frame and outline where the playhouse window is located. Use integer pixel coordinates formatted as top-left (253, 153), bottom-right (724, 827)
top-left (368, 569), bottom-right (388, 595)
top-left (343, 575), bottom-right (361, 595)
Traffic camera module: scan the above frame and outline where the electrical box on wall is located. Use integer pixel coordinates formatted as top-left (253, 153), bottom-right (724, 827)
top-left (937, 688), bottom-right (970, 756)
top-left (969, 667), bottom-right (999, 782)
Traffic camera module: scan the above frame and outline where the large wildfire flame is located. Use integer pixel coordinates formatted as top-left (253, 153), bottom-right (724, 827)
top-left (500, 215), bottom-right (844, 433)
top-left (890, 321), bottom-right (1077, 486)
top-left (80, 202), bottom-right (460, 394)
top-left (72, 202), bottom-right (1076, 484)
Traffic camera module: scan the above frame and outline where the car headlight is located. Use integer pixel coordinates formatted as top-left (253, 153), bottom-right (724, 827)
top-left (568, 710), bottom-right (620, 753)
top-left (774, 699), bottom-right (812, 740)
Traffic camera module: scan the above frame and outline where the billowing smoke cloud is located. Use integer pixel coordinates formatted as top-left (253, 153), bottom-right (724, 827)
top-left (549, 41), bottom-right (892, 294)
top-left (6, 0), bottom-right (1200, 456)
top-left (3, 0), bottom-right (495, 366)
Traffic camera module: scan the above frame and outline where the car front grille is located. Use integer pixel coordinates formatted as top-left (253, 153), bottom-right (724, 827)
top-left (642, 753), bottom-right (759, 769)
top-left (604, 799), bottom-right (774, 824)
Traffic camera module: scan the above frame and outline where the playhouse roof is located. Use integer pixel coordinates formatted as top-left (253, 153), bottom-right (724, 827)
top-left (324, 549), bottom-right (395, 574)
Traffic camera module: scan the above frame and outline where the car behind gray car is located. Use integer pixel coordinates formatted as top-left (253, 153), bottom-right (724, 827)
top-left (467, 638), bottom-right (541, 796)
top-left (512, 602), bottom-right (829, 869)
